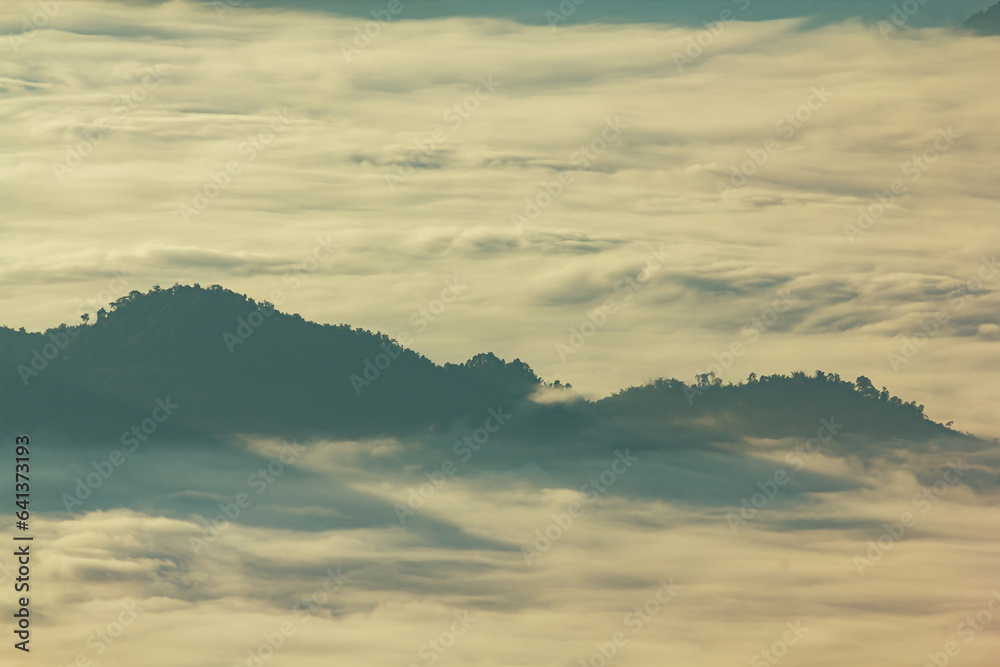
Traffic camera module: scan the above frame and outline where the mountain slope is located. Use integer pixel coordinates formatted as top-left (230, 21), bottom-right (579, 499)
top-left (966, 2), bottom-right (1000, 33)
top-left (0, 285), bottom-right (970, 449)
top-left (0, 285), bottom-right (542, 441)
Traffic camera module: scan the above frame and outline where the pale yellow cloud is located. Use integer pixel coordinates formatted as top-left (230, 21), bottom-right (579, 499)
top-left (2, 2), bottom-right (998, 434)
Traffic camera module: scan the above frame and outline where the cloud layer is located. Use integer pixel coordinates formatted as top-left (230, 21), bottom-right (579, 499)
top-left (5, 431), bottom-right (1000, 667)
top-left (4, 4), bottom-right (999, 665)
top-left (2, 4), bottom-right (999, 442)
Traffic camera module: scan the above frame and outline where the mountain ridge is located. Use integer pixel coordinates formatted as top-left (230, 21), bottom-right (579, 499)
top-left (965, 1), bottom-right (1000, 33)
top-left (0, 284), bottom-right (969, 446)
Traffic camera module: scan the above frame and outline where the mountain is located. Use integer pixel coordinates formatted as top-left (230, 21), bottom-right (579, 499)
top-left (0, 285), bottom-right (970, 453)
top-left (966, 2), bottom-right (1000, 33)
top-left (0, 284), bottom-right (547, 442)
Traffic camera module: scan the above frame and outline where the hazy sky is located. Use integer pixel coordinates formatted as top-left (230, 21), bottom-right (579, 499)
top-left (2, 2), bottom-right (1000, 666)
top-left (4, 0), bottom-right (998, 437)
top-left (58, 0), bottom-right (996, 27)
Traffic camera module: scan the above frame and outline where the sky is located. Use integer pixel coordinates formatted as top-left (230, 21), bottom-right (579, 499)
top-left (2, 0), bottom-right (998, 437)
top-left (1, 4), bottom-right (999, 663)
top-left (64, 0), bottom-right (997, 27)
